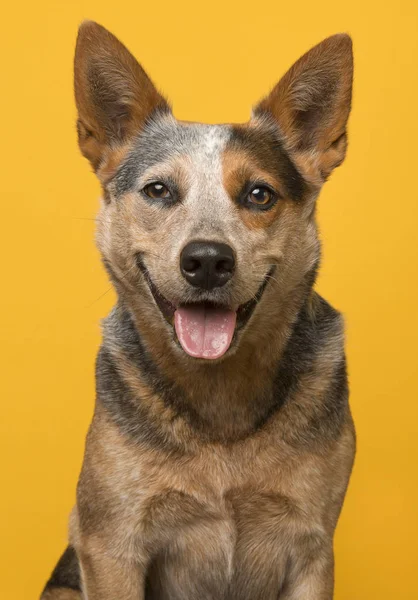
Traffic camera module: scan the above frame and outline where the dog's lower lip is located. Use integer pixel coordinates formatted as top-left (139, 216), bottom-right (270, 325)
top-left (235, 266), bottom-right (275, 330)
top-left (136, 256), bottom-right (176, 322)
top-left (136, 253), bottom-right (275, 335)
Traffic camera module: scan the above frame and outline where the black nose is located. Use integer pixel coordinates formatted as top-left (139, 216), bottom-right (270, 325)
top-left (180, 241), bottom-right (235, 290)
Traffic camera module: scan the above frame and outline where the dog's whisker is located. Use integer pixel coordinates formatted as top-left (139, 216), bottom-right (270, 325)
top-left (264, 274), bottom-right (281, 287)
top-left (137, 250), bottom-right (166, 261)
top-left (85, 286), bottom-right (114, 308)
top-left (86, 264), bottom-right (137, 308)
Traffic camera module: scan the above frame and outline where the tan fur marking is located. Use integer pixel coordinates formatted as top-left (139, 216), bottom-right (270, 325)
top-left (221, 147), bottom-right (292, 230)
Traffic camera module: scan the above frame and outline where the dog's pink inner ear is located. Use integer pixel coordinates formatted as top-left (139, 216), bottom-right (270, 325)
top-left (255, 34), bottom-right (353, 179)
top-left (74, 21), bottom-right (169, 170)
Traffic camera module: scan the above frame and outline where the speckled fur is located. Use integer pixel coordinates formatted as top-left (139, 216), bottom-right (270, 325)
top-left (41, 21), bottom-right (355, 600)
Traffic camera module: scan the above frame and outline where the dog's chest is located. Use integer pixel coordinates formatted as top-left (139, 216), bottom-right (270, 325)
top-left (90, 417), bottom-right (334, 599)
top-left (136, 447), bottom-right (317, 600)
top-left (144, 485), bottom-right (294, 600)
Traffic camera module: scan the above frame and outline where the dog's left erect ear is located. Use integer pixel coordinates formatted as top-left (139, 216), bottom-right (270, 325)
top-left (254, 34), bottom-right (353, 180)
top-left (74, 21), bottom-right (170, 170)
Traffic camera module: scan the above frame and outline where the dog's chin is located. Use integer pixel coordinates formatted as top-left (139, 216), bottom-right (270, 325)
top-left (136, 256), bottom-right (275, 361)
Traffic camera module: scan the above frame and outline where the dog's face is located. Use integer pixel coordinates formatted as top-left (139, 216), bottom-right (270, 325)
top-left (74, 22), bottom-right (353, 361)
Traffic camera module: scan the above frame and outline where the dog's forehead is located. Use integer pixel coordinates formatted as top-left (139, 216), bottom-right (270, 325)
top-left (114, 117), bottom-right (231, 195)
top-left (114, 112), bottom-right (306, 201)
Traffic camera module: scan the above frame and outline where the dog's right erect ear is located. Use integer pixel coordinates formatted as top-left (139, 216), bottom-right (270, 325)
top-left (74, 21), bottom-right (170, 170)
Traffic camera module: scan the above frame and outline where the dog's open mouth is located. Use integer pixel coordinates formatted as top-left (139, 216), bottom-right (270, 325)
top-left (137, 256), bottom-right (274, 360)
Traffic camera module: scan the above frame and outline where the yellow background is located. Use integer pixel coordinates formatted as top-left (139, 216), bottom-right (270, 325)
top-left (1, 1), bottom-right (417, 598)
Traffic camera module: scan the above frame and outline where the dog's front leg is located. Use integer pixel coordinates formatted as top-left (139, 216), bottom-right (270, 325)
top-left (77, 537), bottom-right (147, 600)
top-left (279, 550), bottom-right (334, 600)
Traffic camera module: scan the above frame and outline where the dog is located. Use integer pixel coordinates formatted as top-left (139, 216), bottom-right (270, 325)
top-left (41, 21), bottom-right (355, 600)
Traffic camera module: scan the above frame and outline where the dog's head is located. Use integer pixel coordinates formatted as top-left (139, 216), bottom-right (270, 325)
top-left (74, 22), bottom-right (353, 361)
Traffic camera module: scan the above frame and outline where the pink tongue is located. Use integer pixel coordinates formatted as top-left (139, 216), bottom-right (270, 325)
top-left (174, 306), bottom-right (237, 359)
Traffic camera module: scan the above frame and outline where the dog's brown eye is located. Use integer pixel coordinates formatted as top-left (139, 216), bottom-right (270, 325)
top-left (248, 186), bottom-right (274, 206)
top-left (143, 182), bottom-right (172, 200)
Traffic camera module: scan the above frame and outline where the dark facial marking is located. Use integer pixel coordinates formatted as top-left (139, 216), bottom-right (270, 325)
top-left (228, 120), bottom-right (307, 201)
top-left (236, 180), bottom-right (280, 212)
top-left (113, 111), bottom-right (188, 197)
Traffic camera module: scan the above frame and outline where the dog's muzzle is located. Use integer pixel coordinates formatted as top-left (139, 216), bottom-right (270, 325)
top-left (137, 253), bottom-right (275, 360)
